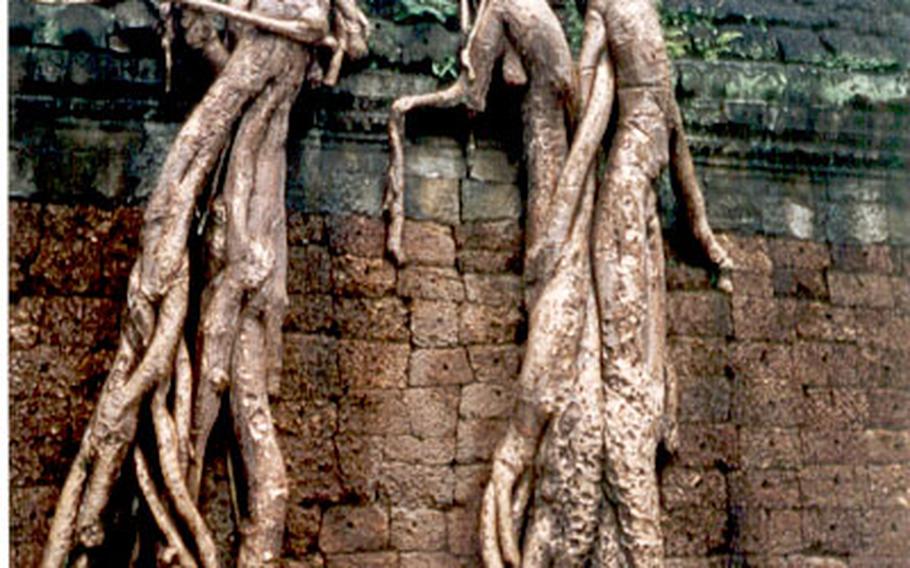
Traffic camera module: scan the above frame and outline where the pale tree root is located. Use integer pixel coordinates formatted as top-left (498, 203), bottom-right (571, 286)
top-left (41, 33), bottom-right (301, 568)
top-left (481, 51), bottom-right (615, 568)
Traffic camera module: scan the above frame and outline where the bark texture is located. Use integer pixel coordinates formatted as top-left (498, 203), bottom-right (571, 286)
top-left (40, 1), bottom-right (369, 566)
top-left (385, 0), bottom-right (732, 566)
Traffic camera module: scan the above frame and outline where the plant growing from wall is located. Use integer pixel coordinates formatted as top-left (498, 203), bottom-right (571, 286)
top-left (385, 0), bottom-right (733, 565)
top-left (35, 0), bottom-right (369, 566)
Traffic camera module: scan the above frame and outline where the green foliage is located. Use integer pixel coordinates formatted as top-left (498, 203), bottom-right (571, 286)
top-left (394, 0), bottom-right (458, 26)
top-left (431, 55), bottom-right (459, 80)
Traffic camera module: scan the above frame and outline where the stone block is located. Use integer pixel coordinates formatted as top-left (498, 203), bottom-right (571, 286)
top-left (662, 506), bottom-right (727, 557)
top-left (800, 429), bottom-right (867, 465)
top-left (803, 387), bottom-right (868, 431)
top-left (288, 245), bottom-right (333, 294)
top-left (741, 428), bottom-right (802, 470)
top-left (335, 433), bottom-right (383, 500)
top-left (332, 255), bottom-right (397, 297)
top-left (282, 334), bottom-right (341, 403)
top-left (459, 383), bottom-right (514, 420)
top-left (285, 504), bottom-right (322, 557)
top-left (463, 273), bottom-right (521, 306)
top-left (667, 291), bottom-right (732, 337)
top-left (730, 469), bottom-right (801, 510)
top-left (456, 418), bottom-right (507, 464)
top-left (830, 243), bottom-right (895, 273)
top-left (400, 552), bottom-right (462, 568)
top-left (402, 220), bottom-right (457, 267)
top-left (338, 340), bottom-right (409, 390)
top-left (454, 464), bottom-right (489, 505)
top-left (678, 374), bottom-right (731, 424)
top-left (409, 348), bottom-right (473, 387)
top-left (325, 552), bottom-right (398, 568)
top-left (799, 465), bottom-right (870, 508)
top-left (676, 424), bottom-right (738, 469)
top-left (398, 266), bottom-right (464, 302)
top-left (339, 390), bottom-right (410, 436)
top-left (384, 435), bottom-right (455, 466)
top-left (286, 294), bottom-right (334, 334)
top-left (458, 303), bottom-right (522, 345)
top-left (867, 465), bottom-right (910, 508)
top-left (404, 176), bottom-right (460, 225)
top-left (446, 506), bottom-right (481, 556)
top-left (287, 211), bottom-right (325, 245)
top-left (411, 300), bottom-right (460, 347)
top-left (660, 466), bottom-right (726, 511)
top-left (768, 239), bottom-right (830, 270)
top-left (390, 508), bottom-right (447, 551)
top-left (461, 179), bottom-right (522, 222)
top-left (773, 269), bottom-right (829, 300)
top-left (828, 271), bottom-right (894, 308)
top-left (335, 297), bottom-right (409, 341)
top-left (802, 508), bottom-right (864, 556)
top-left (327, 215), bottom-right (386, 258)
top-left (864, 430), bottom-right (910, 465)
top-left (454, 221), bottom-right (522, 252)
top-left (380, 462), bottom-right (454, 507)
top-left (467, 345), bottom-right (522, 383)
top-left (867, 388), bottom-right (910, 429)
top-left (404, 387), bottom-right (459, 437)
top-left (467, 147), bottom-right (518, 184)
top-left (319, 504), bottom-right (389, 554)
top-left (457, 248), bottom-right (520, 274)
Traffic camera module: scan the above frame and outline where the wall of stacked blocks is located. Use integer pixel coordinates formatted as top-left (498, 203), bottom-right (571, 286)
top-left (9, 0), bottom-right (910, 565)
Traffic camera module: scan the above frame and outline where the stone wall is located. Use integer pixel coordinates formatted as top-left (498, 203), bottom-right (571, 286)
top-left (8, 0), bottom-right (910, 566)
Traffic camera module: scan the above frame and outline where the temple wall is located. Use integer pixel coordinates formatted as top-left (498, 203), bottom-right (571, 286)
top-left (8, 0), bottom-right (910, 565)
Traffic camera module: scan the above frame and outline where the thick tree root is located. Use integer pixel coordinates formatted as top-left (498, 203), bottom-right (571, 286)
top-left (41, 0), bottom-right (370, 559)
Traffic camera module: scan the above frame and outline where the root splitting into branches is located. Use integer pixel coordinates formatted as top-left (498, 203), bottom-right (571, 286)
top-left (41, 2), bottom-right (369, 566)
top-left (385, 0), bottom-right (733, 566)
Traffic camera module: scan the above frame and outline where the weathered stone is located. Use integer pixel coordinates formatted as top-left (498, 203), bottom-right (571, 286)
top-left (411, 300), bottom-right (460, 347)
top-left (390, 508), bottom-right (447, 551)
top-left (335, 297), bottom-right (409, 341)
top-left (319, 504), bottom-right (389, 554)
top-left (325, 552), bottom-right (398, 568)
top-left (740, 428), bottom-right (801, 470)
top-left (458, 383), bottom-right (514, 420)
top-left (380, 462), bottom-right (454, 507)
top-left (404, 175), bottom-right (460, 225)
top-left (384, 435), bottom-right (455, 466)
top-left (668, 291), bottom-right (732, 337)
top-left (454, 221), bottom-right (522, 252)
top-left (339, 390), bottom-right (410, 436)
top-left (402, 220), bottom-right (457, 267)
top-left (456, 418), bottom-right (507, 464)
top-left (338, 340), bottom-right (409, 390)
top-left (827, 271), bottom-right (894, 308)
top-left (332, 255), bottom-right (397, 297)
top-left (282, 334), bottom-right (341, 403)
top-left (463, 273), bottom-right (521, 306)
top-left (400, 552), bottom-right (461, 568)
top-left (285, 504), bottom-right (322, 557)
top-left (287, 211), bottom-right (325, 245)
top-left (466, 345), bottom-right (521, 383)
top-left (288, 245), bottom-right (333, 294)
top-left (404, 387), bottom-right (459, 437)
top-left (327, 215), bottom-right (386, 258)
top-left (660, 466), bottom-right (726, 511)
top-left (398, 266), bottom-right (464, 302)
top-left (799, 465), bottom-right (869, 508)
top-left (409, 348), bottom-right (473, 386)
top-left (467, 146), bottom-right (518, 184)
top-left (286, 294), bottom-right (335, 334)
top-left (461, 179), bottom-right (522, 222)
top-left (458, 303), bottom-right (522, 345)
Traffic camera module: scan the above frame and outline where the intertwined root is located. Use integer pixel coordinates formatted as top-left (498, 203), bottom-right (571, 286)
top-left (41, 0), bottom-right (373, 563)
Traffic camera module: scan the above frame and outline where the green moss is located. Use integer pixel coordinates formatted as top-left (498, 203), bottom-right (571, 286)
top-left (394, 0), bottom-right (458, 26)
